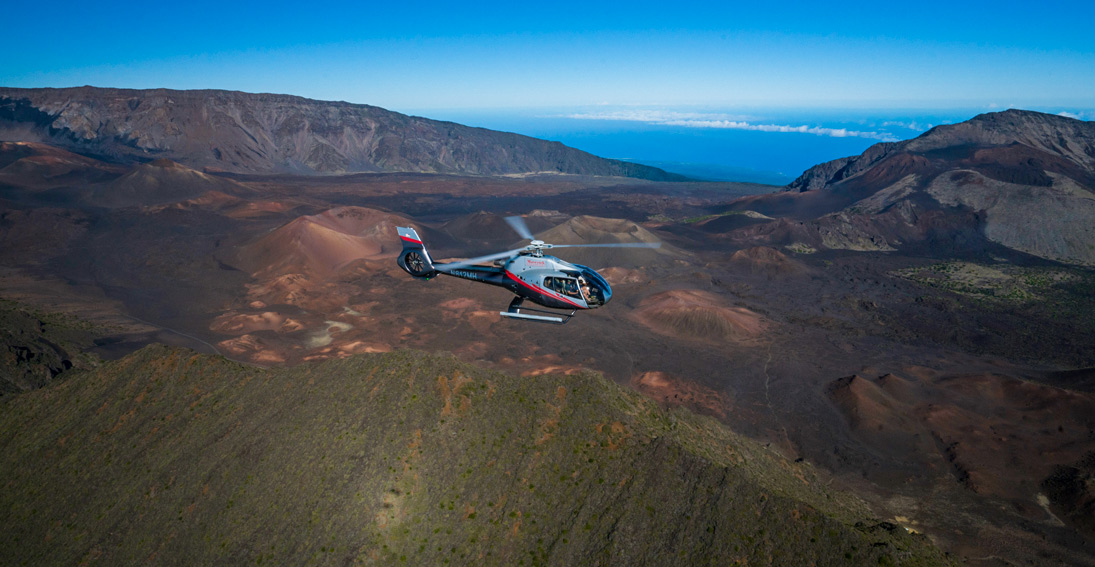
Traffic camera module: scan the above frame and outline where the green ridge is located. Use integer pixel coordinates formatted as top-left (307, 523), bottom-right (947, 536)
top-left (0, 345), bottom-right (950, 566)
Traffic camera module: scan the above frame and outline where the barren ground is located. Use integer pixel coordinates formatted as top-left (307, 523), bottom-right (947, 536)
top-left (2, 164), bottom-right (1094, 565)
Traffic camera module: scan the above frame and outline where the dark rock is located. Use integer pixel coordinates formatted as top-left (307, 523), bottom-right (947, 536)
top-left (0, 300), bottom-right (100, 394)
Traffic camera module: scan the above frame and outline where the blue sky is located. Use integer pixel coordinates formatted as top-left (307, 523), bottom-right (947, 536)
top-left (5, 1), bottom-right (1094, 179)
top-left (7, 0), bottom-right (1094, 111)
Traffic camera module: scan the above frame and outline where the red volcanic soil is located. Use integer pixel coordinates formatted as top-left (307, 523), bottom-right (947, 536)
top-left (442, 211), bottom-right (524, 243)
top-left (237, 206), bottom-right (410, 279)
top-left (221, 199), bottom-right (298, 218)
top-left (632, 289), bottom-right (769, 343)
top-left (729, 246), bottom-right (809, 277)
top-left (828, 369), bottom-right (1095, 502)
top-left (216, 334), bottom-right (290, 365)
top-left (93, 159), bottom-right (255, 208)
top-left (538, 215), bottom-right (664, 245)
top-left (597, 267), bottom-right (646, 285)
top-left (963, 143), bottom-right (1095, 187)
top-left (141, 190), bottom-right (297, 218)
top-left (826, 374), bottom-right (939, 477)
top-left (849, 152), bottom-right (931, 192)
top-left (631, 370), bottom-right (732, 419)
top-left (0, 141), bottom-right (124, 186)
top-left (209, 310), bottom-right (306, 334)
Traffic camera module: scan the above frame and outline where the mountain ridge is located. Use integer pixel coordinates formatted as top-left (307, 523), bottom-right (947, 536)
top-left (786, 109), bottom-right (1095, 192)
top-left (727, 110), bottom-right (1095, 265)
top-left (0, 86), bottom-right (685, 180)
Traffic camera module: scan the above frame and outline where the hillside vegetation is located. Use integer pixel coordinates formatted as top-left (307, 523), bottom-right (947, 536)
top-left (0, 345), bottom-right (948, 566)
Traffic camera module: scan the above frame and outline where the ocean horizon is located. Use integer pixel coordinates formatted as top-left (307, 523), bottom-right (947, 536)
top-left (401, 106), bottom-right (1092, 184)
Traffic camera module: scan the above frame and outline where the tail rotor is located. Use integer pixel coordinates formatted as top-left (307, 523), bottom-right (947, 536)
top-left (396, 227), bottom-right (438, 278)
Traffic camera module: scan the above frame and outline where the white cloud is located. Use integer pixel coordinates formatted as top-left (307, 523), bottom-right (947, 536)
top-left (661, 119), bottom-right (900, 142)
top-left (563, 109), bottom-right (900, 142)
top-left (881, 120), bottom-right (928, 131)
top-left (1058, 111), bottom-right (1086, 120)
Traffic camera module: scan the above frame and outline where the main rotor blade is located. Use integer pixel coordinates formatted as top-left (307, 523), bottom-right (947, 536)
top-left (442, 247), bottom-right (526, 269)
top-left (550, 242), bottom-right (662, 249)
top-left (504, 215), bottom-right (535, 241)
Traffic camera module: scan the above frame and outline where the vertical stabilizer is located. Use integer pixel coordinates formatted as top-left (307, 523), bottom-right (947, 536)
top-left (396, 227), bottom-right (437, 278)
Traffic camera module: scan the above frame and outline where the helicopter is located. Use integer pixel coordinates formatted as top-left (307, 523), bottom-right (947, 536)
top-left (396, 216), bottom-right (659, 324)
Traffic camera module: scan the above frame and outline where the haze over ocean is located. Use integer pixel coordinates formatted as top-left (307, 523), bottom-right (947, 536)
top-left (410, 107), bottom-right (1049, 184)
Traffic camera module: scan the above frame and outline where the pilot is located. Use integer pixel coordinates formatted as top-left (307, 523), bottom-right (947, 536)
top-left (578, 277), bottom-right (592, 300)
top-left (564, 278), bottom-right (579, 297)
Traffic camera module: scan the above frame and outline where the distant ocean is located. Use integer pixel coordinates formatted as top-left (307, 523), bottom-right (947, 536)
top-left (407, 107), bottom-right (1002, 185)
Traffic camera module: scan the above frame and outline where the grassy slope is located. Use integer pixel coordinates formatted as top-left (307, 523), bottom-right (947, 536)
top-left (0, 345), bottom-right (950, 566)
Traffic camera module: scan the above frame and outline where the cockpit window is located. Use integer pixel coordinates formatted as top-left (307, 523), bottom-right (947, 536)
top-left (543, 276), bottom-right (582, 299)
top-left (574, 265), bottom-right (611, 306)
top-left (543, 268), bottom-right (612, 306)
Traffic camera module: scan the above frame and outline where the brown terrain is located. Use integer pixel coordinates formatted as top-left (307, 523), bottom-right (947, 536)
top-left (1, 91), bottom-right (1094, 565)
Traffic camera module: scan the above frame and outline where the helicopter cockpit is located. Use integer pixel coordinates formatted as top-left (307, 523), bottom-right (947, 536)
top-left (543, 266), bottom-right (611, 307)
top-left (575, 266), bottom-right (611, 307)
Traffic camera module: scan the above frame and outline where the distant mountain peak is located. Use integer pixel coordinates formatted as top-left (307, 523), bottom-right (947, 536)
top-left (767, 108), bottom-right (1095, 265)
top-left (787, 108), bottom-right (1095, 193)
top-left (907, 109), bottom-right (1095, 167)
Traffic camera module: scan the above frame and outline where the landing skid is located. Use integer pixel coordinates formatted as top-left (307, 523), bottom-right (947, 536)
top-left (499, 297), bottom-right (575, 324)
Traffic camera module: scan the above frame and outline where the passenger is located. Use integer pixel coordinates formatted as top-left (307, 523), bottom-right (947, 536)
top-left (579, 277), bottom-right (592, 300)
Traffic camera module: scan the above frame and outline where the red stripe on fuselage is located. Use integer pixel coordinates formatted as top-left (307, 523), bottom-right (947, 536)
top-left (505, 270), bottom-right (584, 309)
top-left (400, 236), bottom-right (423, 245)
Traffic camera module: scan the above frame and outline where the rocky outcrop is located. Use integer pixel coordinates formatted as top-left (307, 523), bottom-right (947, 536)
top-left (0, 300), bottom-right (99, 395)
top-left (786, 142), bottom-right (899, 192)
top-left (1043, 452), bottom-right (1095, 539)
